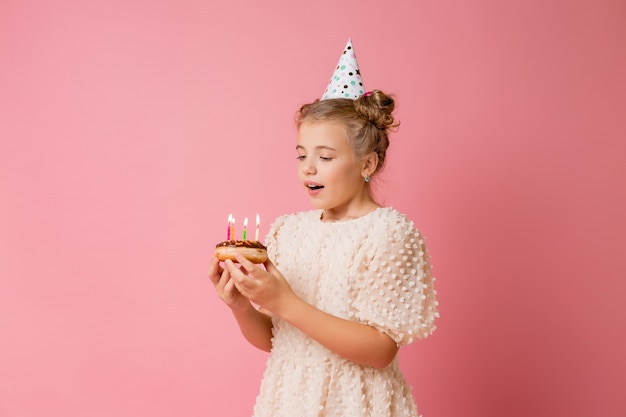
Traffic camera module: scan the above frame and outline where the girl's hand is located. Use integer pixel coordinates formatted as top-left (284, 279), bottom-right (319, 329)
top-left (224, 254), bottom-right (296, 317)
top-left (208, 255), bottom-right (251, 313)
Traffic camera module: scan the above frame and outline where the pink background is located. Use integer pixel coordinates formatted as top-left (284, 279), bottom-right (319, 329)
top-left (1, 0), bottom-right (625, 416)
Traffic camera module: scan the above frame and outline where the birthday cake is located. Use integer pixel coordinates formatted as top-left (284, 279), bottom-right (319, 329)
top-left (215, 240), bottom-right (268, 264)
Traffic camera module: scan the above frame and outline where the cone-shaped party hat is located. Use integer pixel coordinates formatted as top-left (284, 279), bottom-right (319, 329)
top-left (321, 39), bottom-right (365, 100)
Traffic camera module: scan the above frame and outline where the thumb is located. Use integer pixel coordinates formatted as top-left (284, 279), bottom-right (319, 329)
top-left (263, 258), bottom-right (280, 275)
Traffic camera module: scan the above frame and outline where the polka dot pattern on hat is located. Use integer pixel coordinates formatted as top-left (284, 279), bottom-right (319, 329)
top-left (321, 39), bottom-right (365, 100)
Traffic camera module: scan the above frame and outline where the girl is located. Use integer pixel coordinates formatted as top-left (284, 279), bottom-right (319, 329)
top-left (208, 89), bottom-right (439, 417)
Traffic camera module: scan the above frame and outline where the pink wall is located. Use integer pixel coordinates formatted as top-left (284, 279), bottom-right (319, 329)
top-left (1, 1), bottom-right (624, 416)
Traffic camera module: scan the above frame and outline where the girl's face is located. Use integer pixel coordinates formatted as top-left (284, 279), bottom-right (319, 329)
top-left (296, 121), bottom-right (371, 218)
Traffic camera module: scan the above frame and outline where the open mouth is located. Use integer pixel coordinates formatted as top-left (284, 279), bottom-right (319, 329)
top-left (307, 184), bottom-right (324, 191)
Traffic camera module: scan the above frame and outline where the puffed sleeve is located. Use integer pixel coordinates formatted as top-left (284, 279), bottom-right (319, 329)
top-left (263, 214), bottom-right (287, 265)
top-left (350, 215), bottom-right (439, 346)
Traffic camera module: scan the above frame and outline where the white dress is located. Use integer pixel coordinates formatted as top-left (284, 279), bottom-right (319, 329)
top-left (253, 207), bottom-right (438, 417)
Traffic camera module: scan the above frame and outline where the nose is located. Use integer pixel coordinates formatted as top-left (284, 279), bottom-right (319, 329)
top-left (302, 159), bottom-right (316, 175)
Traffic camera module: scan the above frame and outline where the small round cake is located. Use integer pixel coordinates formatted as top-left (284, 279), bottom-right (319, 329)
top-left (215, 240), bottom-right (268, 263)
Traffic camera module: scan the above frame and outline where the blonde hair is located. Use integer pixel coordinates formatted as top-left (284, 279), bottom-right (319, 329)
top-left (295, 90), bottom-right (399, 176)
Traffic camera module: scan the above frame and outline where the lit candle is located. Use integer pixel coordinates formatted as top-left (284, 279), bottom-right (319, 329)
top-left (227, 213), bottom-right (232, 240)
top-left (243, 217), bottom-right (248, 240)
top-left (255, 214), bottom-right (260, 241)
top-left (231, 217), bottom-right (235, 241)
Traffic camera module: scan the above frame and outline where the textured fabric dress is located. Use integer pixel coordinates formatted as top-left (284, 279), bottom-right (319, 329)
top-left (252, 207), bottom-right (438, 417)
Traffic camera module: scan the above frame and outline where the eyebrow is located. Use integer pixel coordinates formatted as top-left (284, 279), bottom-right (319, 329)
top-left (295, 145), bottom-right (338, 151)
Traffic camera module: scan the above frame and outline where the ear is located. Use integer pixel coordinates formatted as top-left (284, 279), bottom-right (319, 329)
top-left (361, 152), bottom-right (379, 178)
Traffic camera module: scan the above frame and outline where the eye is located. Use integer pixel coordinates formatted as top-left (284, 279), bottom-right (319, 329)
top-left (320, 156), bottom-right (333, 161)
top-left (296, 155), bottom-right (306, 161)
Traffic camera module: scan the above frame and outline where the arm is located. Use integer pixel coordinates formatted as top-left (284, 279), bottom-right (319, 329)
top-left (208, 256), bottom-right (273, 352)
top-left (230, 301), bottom-right (273, 352)
top-left (225, 255), bottom-right (398, 368)
top-left (278, 293), bottom-right (398, 368)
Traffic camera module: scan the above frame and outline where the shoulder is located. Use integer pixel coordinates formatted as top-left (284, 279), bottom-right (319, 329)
top-left (372, 207), bottom-right (421, 237)
top-left (363, 208), bottom-right (429, 259)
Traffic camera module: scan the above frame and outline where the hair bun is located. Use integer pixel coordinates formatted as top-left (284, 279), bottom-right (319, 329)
top-left (354, 90), bottom-right (398, 130)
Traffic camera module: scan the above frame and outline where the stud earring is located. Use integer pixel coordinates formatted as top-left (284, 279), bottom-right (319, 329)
top-left (364, 175), bottom-right (370, 183)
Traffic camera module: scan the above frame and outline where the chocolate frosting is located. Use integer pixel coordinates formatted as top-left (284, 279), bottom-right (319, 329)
top-left (216, 240), bottom-right (267, 249)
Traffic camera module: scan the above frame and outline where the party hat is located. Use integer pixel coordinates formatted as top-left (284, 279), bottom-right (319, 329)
top-left (321, 39), bottom-right (365, 100)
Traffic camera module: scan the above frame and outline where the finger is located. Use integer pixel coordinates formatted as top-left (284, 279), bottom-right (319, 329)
top-left (208, 256), bottom-right (222, 285)
top-left (233, 253), bottom-right (254, 271)
top-left (263, 259), bottom-right (284, 282)
top-left (232, 280), bottom-right (250, 300)
top-left (224, 259), bottom-right (243, 278)
top-left (263, 258), bottom-right (279, 275)
top-left (223, 277), bottom-right (237, 298)
top-left (226, 259), bottom-right (256, 294)
top-left (218, 267), bottom-right (230, 287)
